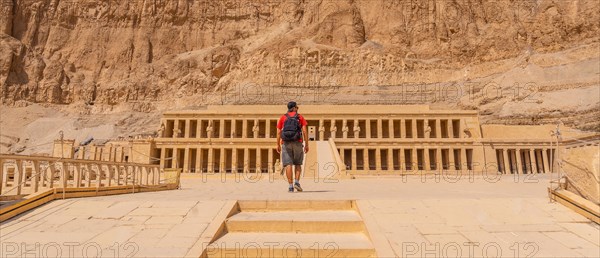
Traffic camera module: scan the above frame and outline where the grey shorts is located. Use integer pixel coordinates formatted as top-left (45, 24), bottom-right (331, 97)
top-left (282, 141), bottom-right (304, 166)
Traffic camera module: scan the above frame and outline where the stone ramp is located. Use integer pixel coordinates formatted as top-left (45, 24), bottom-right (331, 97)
top-left (205, 200), bottom-right (376, 257)
top-left (301, 141), bottom-right (339, 179)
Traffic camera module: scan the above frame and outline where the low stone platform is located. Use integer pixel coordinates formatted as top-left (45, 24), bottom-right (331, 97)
top-left (1, 174), bottom-right (598, 257)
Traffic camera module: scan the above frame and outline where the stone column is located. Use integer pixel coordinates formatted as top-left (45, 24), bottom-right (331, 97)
top-left (399, 148), bottom-right (405, 172)
top-left (377, 119), bottom-right (383, 138)
top-left (173, 120), bottom-right (180, 138)
top-left (268, 148), bottom-right (274, 173)
top-left (330, 119), bottom-right (337, 139)
top-left (232, 149), bottom-right (238, 173)
top-left (388, 148), bottom-right (394, 171)
top-left (366, 120), bottom-right (372, 139)
top-left (529, 149), bottom-right (538, 174)
top-left (388, 120), bottom-right (395, 138)
top-left (455, 119), bottom-right (461, 138)
top-left (256, 148), bottom-right (261, 173)
top-left (424, 120), bottom-right (430, 139)
top-left (401, 119), bottom-right (407, 138)
top-left (265, 120), bottom-right (271, 139)
top-left (448, 148), bottom-right (455, 170)
top-left (172, 148), bottom-right (179, 169)
top-left (375, 148), bottom-right (382, 171)
top-left (196, 148), bottom-right (202, 173)
top-left (411, 148), bottom-right (418, 171)
top-left (435, 119), bottom-right (442, 139)
top-left (319, 119), bottom-right (325, 140)
top-left (462, 148), bottom-right (469, 171)
top-left (364, 149), bottom-right (370, 171)
top-left (159, 148), bottom-right (166, 170)
top-left (449, 119), bottom-right (455, 138)
top-left (503, 149), bottom-right (511, 174)
top-left (351, 148), bottom-right (357, 171)
top-left (207, 148), bottom-right (214, 173)
top-left (342, 119), bottom-right (349, 138)
top-left (220, 148), bottom-right (226, 173)
top-left (197, 120), bottom-right (203, 138)
top-left (353, 119), bottom-right (360, 139)
top-left (339, 148), bottom-right (345, 166)
top-left (242, 120), bottom-right (248, 139)
top-left (253, 119), bottom-right (259, 138)
top-left (436, 148), bottom-right (442, 171)
top-left (244, 148), bottom-right (250, 173)
top-left (411, 119), bottom-right (418, 138)
top-left (183, 148), bottom-right (190, 173)
top-left (423, 148), bottom-right (430, 171)
top-left (220, 119), bottom-right (225, 139)
top-left (184, 119), bottom-right (191, 138)
top-left (542, 148), bottom-right (550, 173)
top-left (515, 149), bottom-right (523, 174)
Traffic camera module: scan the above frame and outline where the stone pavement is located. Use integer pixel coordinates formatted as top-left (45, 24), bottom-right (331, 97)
top-left (1, 174), bottom-right (599, 257)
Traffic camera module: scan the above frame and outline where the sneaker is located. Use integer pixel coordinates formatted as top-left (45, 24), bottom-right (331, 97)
top-left (294, 183), bottom-right (303, 192)
top-left (288, 186), bottom-right (294, 192)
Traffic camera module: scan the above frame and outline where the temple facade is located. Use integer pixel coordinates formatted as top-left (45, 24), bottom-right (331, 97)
top-left (56, 105), bottom-right (574, 177)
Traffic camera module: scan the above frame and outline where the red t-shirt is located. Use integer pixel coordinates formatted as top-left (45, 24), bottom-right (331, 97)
top-left (277, 111), bottom-right (308, 142)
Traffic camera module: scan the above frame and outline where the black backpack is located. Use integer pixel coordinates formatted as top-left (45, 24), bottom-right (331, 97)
top-left (281, 113), bottom-right (302, 142)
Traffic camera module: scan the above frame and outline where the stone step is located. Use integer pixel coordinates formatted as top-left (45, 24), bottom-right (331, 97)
top-left (226, 210), bottom-right (365, 233)
top-left (237, 200), bottom-right (356, 211)
top-left (206, 232), bottom-right (376, 258)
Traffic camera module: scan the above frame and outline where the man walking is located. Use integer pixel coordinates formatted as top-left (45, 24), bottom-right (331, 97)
top-left (277, 101), bottom-right (309, 192)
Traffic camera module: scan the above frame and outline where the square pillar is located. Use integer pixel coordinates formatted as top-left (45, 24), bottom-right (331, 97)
top-left (411, 148), bottom-right (419, 171)
top-left (423, 148), bottom-right (430, 171)
top-left (330, 119), bottom-right (337, 139)
top-left (268, 148), bottom-right (274, 173)
top-left (172, 148), bottom-right (179, 169)
top-left (242, 120), bottom-right (248, 139)
top-left (388, 120), bottom-right (395, 138)
top-left (448, 148), bottom-right (456, 171)
top-left (388, 148), bottom-right (394, 171)
top-left (399, 148), bottom-right (405, 172)
top-left (363, 149), bottom-right (369, 171)
top-left (220, 148), bottom-right (226, 173)
top-left (542, 148), bottom-right (550, 173)
top-left (196, 148), bottom-right (202, 173)
top-left (377, 119), bottom-right (383, 138)
top-left (219, 119), bottom-right (225, 139)
top-left (502, 149), bottom-right (511, 174)
top-left (159, 147), bottom-right (166, 170)
top-left (351, 148), bottom-right (357, 170)
top-left (207, 148), bottom-right (214, 173)
top-left (401, 119), bottom-right (407, 138)
top-left (462, 148), bottom-right (469, 171)
top-left (436, 148), bottom-right (442, 171)
top-left (366, 120), bottom-right (372, 139)
top-left (375, 148), bottom-right (382, 171)
top-left (515, 149), bottom-right (523, 174)
top-left (184, 119), bottom-right (191, 138)
top-left (411, 119), bottom-right (418, 139)
top-left (183, 148), bottom-right (190, 173)
top-left (449, 119), bottom-right (455, 138)
top-left (173, 120), bottom-right (180, 138)
top-left (435, 119), bottom-right (442, 139)
top-left (256, 148), bottom-right (262, 173)
top-left (196, 119), bottom-right (203, 138)
top-left (342, 119), bottom-right (349, 138)
top-left (243, 148), bottom-right (250, 173)
top-left (265, 120), bottom-right (271, 139)
top-left (529, 149), bottom-right (538, 174)
top-left (232, 148), bottom-right (238, 173)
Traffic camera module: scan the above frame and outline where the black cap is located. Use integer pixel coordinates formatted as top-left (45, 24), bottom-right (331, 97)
top-left (287, 101), bottom-right (297, 110)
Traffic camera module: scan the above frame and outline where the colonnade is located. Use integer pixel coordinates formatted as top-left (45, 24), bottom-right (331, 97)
top-left (160, 117), bottom-right (465, 140)
top-left (495, 148), bottom-right (556, 174)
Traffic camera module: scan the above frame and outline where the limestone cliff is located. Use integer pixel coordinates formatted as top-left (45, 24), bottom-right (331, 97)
top-left (0, 0), bottom-right (599, 131)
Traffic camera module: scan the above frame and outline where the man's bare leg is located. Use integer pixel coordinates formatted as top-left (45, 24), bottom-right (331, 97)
top-left (294, 165), bottom-right (302, 181)
top-left (286, 165), bottom-right (294, 184)
top-left (293, 165), bottom-right (303, 191)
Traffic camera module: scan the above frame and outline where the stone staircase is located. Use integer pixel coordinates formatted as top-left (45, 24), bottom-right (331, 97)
top-left (205, 200), bottom-right (376, 257)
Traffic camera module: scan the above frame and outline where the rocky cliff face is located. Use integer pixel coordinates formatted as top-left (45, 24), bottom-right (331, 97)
top-left (0, 0), bottom-right (599, 130)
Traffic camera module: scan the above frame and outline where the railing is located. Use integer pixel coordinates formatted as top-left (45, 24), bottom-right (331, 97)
top-left (0, 154), bottom-right (179, 222)
top-left (0, 154), bottom-right (162, 197)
